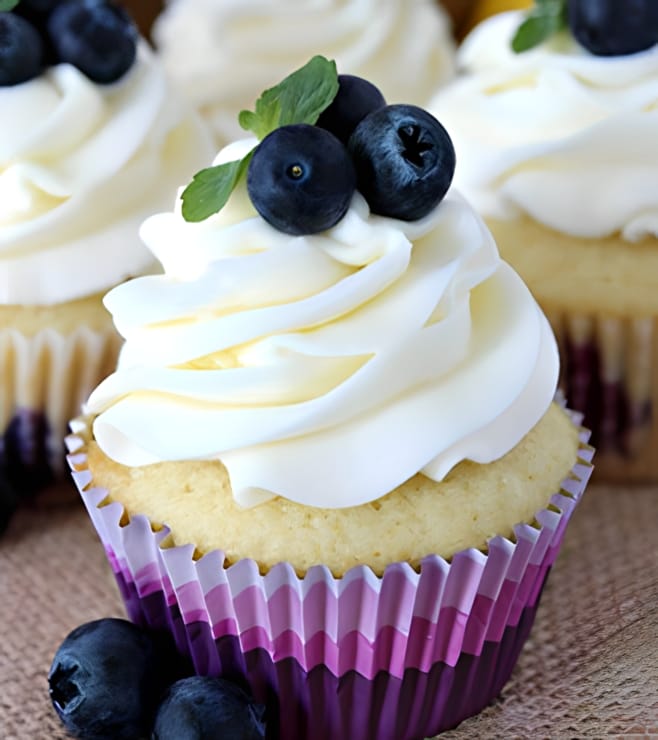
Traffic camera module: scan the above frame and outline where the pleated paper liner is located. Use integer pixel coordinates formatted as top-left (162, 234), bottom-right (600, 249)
top-left (0, 325), bottom-right (121, 499)
top-left (547, 310), bottom-right (657, 483)
top-left (66, 413), bottom-right (593, 740)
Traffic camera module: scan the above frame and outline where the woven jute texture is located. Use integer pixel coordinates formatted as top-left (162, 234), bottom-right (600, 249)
top-left (0, 483), bottom-right (656, 740)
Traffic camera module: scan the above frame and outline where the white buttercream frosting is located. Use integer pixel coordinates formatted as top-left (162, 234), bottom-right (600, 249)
top-left (0, 42), bottom-right (214, 305)
top-left (152, 0), bottom-right (456, 146)
top-left (430, 11), bottom-right (658, 240)
top-left (86, 138), bottom-right (559, 509)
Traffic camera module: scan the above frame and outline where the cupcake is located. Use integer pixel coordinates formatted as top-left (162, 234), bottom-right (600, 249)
top-left (67, 61), bottom-right (593, 739)
top-left (430, 4), bottom-right (658, 483)
top-left (0, 0), bottom-right (214, 522)
top-left (151, 0), bottom-right (457, 147)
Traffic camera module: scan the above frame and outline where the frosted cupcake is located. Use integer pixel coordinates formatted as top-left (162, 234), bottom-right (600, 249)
top-left (151, 0), bottom-right (457, 146)
top-left (68, 60), bottom-right (593, 738)
top-left (0, 0), bottom-right (213, 523)
top-left (430, 4), bottom-right (658, 482)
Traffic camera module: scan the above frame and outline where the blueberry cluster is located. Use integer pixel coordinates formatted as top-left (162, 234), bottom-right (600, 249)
top-left (0, 0), bottom-right (137, 87)
top-left (49, 618), bottom-right (267, 739)
top-left (247, 75), bottom-right (456, 235)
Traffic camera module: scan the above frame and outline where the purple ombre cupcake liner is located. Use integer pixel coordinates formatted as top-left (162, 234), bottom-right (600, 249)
top-left (550, 311), bottom-right (657, 483)
top-left (66, 411), bottom-right (593, 739)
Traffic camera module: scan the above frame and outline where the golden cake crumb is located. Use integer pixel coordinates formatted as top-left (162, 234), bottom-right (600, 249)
top-left (86, 402), bottom-right (580, 576)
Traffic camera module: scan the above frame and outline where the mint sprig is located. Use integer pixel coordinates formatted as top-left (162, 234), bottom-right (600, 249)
top-left (239, 55), bottom-right (339, 138)
top-left (181, 153), bottom-right (253, 223)
top-left (0, 0), bottom-right (20, 11)
top-left (181, 56), bottom-right (339, 223)
top-left (511, 0), bottom-right (568, 53)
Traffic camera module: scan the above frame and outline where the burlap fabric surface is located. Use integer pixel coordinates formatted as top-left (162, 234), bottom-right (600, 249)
top-left (0, 482), bottom-right (656, 739)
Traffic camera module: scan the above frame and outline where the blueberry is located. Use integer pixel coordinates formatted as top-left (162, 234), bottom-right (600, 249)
top-left (47, 0), bottom-right (138, 83)
top-left (13, 0), bottom-right (62, 65)
top-left (568, 0), bottom-right (658, 56)
top-left (348, 104), bottom-right (455, 221)
top-left (0, 12), bottom-right (43, 86)
top-left (316, 74), bottom-right (386, 144)
top-left (247, 124), bottom-right (356, 235)
top-left (19, 0), bottom-right (63, 11)
top-left (152, 676), bottom-right (266, 740)
top-left (49, 618), bottom-right (183, 740)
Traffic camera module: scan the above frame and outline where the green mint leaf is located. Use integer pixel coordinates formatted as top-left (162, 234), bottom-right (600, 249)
top-left (511, 0), bottom-right (567, 53)
top-left (239, 55), bottom-right (339, 139)
top-left (181, 152), bottom-right (253, 223)
top-left (0, 0), bottom-right (20, 10)
top-left (182, 56), bottom-right (339, 222)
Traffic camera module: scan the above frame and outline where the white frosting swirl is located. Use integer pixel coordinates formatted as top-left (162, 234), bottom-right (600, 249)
top-left (86, 139), bottom-right (558, 509)
top-left (0, 42), bottom-right (214, 305)
top-left (152, 0), bottom-right (456, 146)
top-left (430, 11), bottom-right (658, 240)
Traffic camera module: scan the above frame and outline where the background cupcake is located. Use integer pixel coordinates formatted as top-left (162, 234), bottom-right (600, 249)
top-left (67, 62), bottom-right (593, 739)
top-left (151, 0), bottom-right (457, 146)
top-left (430, 4), bottom-right (658, 483)
top-left (0, 0), bottom-right (214, 526)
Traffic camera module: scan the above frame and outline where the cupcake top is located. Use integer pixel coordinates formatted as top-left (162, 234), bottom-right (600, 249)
top-left (152, 0), bottom-right (456, 146)
top-left (0, 1), bottom-right (214, 306)
top-left (85, 59), bottom-right (559, 510)
top-left (430, 9), bottom-right (658, 241)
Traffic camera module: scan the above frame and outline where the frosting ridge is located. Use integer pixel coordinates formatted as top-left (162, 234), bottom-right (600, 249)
top-left (0, 42), bottom-right (214, 305)
top-left (429, 11), bottom-right (658, 240)
top-left (153, 0), bottom-right (456, 145)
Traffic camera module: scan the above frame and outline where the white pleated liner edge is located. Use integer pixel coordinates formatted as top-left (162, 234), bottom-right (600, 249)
top-left (66, 410), bottom-right (593, 679)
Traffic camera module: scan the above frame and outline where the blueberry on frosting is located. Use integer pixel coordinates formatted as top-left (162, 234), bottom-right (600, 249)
top-left (1, 0), bottom-right (139, 85)
top-left (512, 0), bottom-right (658, 56)
top-left (316, 73), bottom-right (386, 144)
top-left (348, 104), bottom-right (456, 221)
top-left (569, 0), bottom-right (658, 56)
top-left (0, 11), bottom-right (43, 85)
top-left (247, 124), bottom-right (356, 235)
top-left (48, 0), bottom-right (137, 83)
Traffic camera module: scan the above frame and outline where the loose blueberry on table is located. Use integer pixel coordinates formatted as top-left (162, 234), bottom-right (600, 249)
top-left (49, 617), bottom-right (267, 739)
top-left (0, 0), bottom-right (137, 86)
top-left (49, 618), bottom-right (180, 739)
top-left (152, 676), bottom-right (266, 740)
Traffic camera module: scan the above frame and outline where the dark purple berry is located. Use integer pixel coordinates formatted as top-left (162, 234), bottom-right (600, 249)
top-left (49, 618), bottom-right (182, 740)
top-left (568, 0), bottom-right (658, 56)
top-left (152, 676), bottom-right (266, 740)
top-left (348, 104), bottom-right (455, 221)
top-left (15, 0), bottom-right (69, 62)
top-left (316, 74), bottom-right (386, 144)
top-left (247, 124), bottom-right (356, 235)
top-left (47, 0), bottom-right (137, 83)
top-left (17, 0), bottom-right (64, 13)
top-left (0, 12), bottom-right (43, 85)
